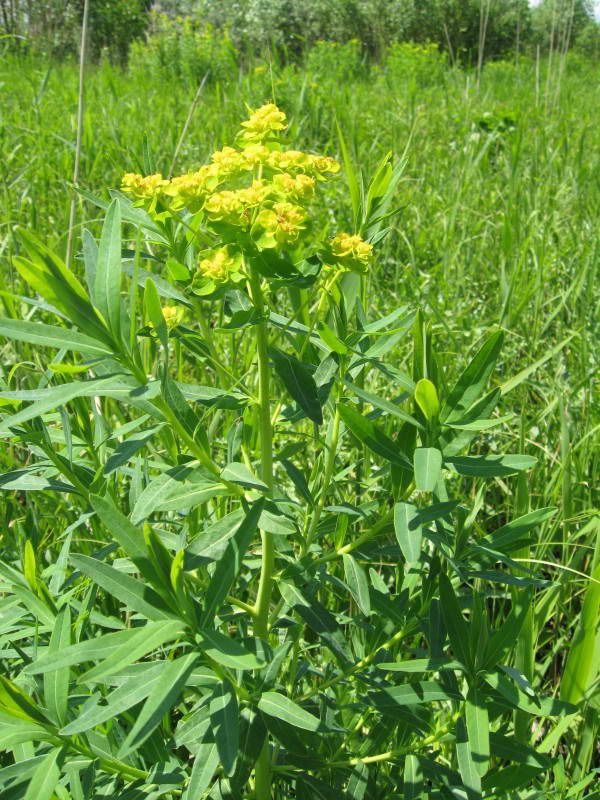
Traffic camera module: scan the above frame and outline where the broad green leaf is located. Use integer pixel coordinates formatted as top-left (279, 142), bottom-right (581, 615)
top-left (342, 554), bottom-right (371, 616)
top-left (414, 447), bottom-right (442, 492)
top-left (0, 318), bottom-right (112, 357)
top-left (94, 199), bottom-right (122, 339)
top-left (0, 755), bottom-right (46, 790)
top-left (0, 471), bottom-right (75, 493)
top-left (23, 747), bottom-right (61, 800)
top-left (210, 680), bottom-right (238, 776)
top-left (118, 652), bottom-right (197, 757)
top-left (103, 423), bottom-right (165, 475)
top-left (221, 462), bottom-right (268, 492)
top-left (394, 502), bottom-right (422, 564)
top-left (258, 691), bottom-right (322, 732)
top-left (444, 330), bottom-right (504, 422)
top-left (186, 508), bottom-right (245, 563)
top-left (198, 630), bottom-right (265, 671)
top-left (70, 554), bottom-right (176, 620)
top-left (78, 620), bottom-right (186, 684)
top-left (318, 321), bottom-right (348, 354)
top-left (0, 676), bottom-right (48, 724)
top-left (455, 716), bottom-right (482, 796)
top-left (269, 347), bottom-right (323, 424)
top-left (465, 685), bottom-right (489, 776)
top-left (338, 403), bottom-right (411, 468)
top-left (347, 760), bottom-right (369, 800)
top-left (201, 499), bottom-right (264, 625)
top-left (445, 454), bottom-right (536, 477)
top-left (44, 606), bottom-right (70, 727)
top-left (439, 574), bottom-right (472, 669)
top-left (414, 378), bottom-right (439, 420)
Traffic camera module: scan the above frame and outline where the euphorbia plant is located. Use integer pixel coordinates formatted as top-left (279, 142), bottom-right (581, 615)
top-left (0, 105), bottom-right (577, 800)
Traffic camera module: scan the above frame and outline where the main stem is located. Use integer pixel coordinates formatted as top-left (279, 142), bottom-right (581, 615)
top-left (248, 265), bottom-right (275, 800)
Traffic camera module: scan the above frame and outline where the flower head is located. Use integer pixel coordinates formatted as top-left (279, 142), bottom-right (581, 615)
top-left (329, 232), bottom-right (373, 274)
top-left (253, 201), bottom-right (307, 248)
top-left (163, 166), bottom-right (219, 212)
top-left (211, 146), bottom-right (245, 177)
top-left (121, 173), bottom-right (168, 211)
top-left (192, 246), bottom-right (244, 295)
top-left (239, 103), bottom-right (287, 144)
top-left (161, 305), bottom-right (185, 330)
top-left (203, 189), bottom-right (246, 226)
top-left (272, 172), bottom-right (315, 202)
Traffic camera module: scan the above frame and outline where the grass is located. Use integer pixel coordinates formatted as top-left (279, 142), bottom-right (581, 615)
top-left (0, 43), bottom-right (598, 797)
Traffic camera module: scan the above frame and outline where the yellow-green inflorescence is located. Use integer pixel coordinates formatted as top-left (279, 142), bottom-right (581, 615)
top-left (121, 103), bottom-right (371, 293)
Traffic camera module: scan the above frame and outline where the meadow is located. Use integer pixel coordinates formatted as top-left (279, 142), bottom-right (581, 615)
top-left (0, 39), bottom-right (599, 799)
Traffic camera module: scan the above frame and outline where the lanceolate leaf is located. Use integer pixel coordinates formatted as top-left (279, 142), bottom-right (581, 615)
top-left (94, 199), bottom-right (123, 339)
top-left (443, 330), bottom-right (504, 422)
top-left (465, 685), bottom-right (490, 777)
top-left (210, 680), bottom-right (239, 776)
top-left (70, 554), bottom-right (177, 621)
top-left (414, 447), bottom-right (442, 492)
top-left (43, 606), bottom-right (70, 728)
top-left (258, 691), bottom-right (322, 732)
top-left (343, 553), bottom-right (371, 616)
top-left (0, 317), bottom-right (112, 356)
top-left (338, 402), bottom-right (412, 468)
top-left (270, 347), bottom-right (323, 424)
top-left (455, 716), bottom-right (482, 796)
top-left (23, 747), bottom-right (62, 800)
top-left (439, 575), bottom-right (472, 670)
top-left (118, 652), bottom-right (197, 757)
top-left (394, 502), bottom-right (422, 564)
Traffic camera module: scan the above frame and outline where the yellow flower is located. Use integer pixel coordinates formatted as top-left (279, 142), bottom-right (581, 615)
top-left (121, 173), bottom-right (168, 209)
top-left (329, 232), bottom-right (373, 274)
top-left (267, 149), bottom-right (310, 173)
top-left (272, 172), bottom-right (315, 202)
top-left (239, 103), bottom-right (287, 143)
top-left (193, 245), bottom-right (244, 295)
top-left (161, 305), bottom-right (185, 329)
top-left (241, 143), bottom-right (270, 169)
top-left (308, 155), bottom-right (340, 177)
top-left (211, 146), bottom-right (245, 177)
top-left (237, 179), bottom-right (271, 208)
top-left (163, 165), bottom-right (219, 212)
top-left (203, 189), bottom-right (246, 225)
top-left (253, 201), bottom-right (307, 248)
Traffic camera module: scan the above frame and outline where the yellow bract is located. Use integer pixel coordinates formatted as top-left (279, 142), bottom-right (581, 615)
top-left (161, 305), bottom-right (185, 329)
top-left (330, 232), bottom-right (373, 274)
top-left (239, 103), bottom-right (287, 143)
top-left (193, 245), bottom-right (244, 296)
top-left (121, 172), bottom-right (168, 210)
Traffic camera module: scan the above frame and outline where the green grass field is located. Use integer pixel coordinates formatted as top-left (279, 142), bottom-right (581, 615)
top-left (0, 45), bottom-right (598, 798)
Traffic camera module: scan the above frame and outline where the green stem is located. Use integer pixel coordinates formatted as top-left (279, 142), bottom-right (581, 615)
top-left (247, 265), bottom-right (275, 800)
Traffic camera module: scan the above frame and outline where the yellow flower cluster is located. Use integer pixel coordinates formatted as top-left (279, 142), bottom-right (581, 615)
top-left (329, 232), bottom-right (373, 274)
top-left (192, 246), bottom-right (244, 296)
top-left (239, 102), bottom-right (287, 144)
top-left (120, 103), bottom-right (354, 295)
top-left (161, 305), bottom-right (186, 329)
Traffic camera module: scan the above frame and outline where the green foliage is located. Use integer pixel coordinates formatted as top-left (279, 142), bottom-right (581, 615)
top-left (0, 45), bottom-right (599, 800)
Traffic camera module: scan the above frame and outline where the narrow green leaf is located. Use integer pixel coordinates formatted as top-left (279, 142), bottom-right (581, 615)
top-left (394, 502), bottom-right (422, 564)
top-left (23, 747), bottom-right (61, 800)
top-left (455, 716), bottom-right (482, 796)
top-left (184, 736), bottom-right (220, 799)
top-left (44, 606), bottom-right (70, 728)
top-left (221, 462), bottom-right (268, 491)
top-left (144, 277), bottom-right (167, 349)
top-left (403, 754), bottom-right (424, 799)
top-left (25, 629), bottom-right (137, 674)
top-left (118, 652), bottom-right (197, 757)
top-left (377, 657), bottom-right (463, 673)
top-left (369, 681), bottom-right (463, 708)
top-left (198, 630), bottom-right (265, 671)
top-left (444, 330), bottom-right (504, 422)
top-left (342, 554), bottom-right (371, 616)
top-left (414, 447), bottom-right (442, 492)
top-left (338, 403), bottom-right (412, 468)
top-left (269, 347), bottom-right (323, 424)
top-left (445, 454), bottom-right (536, 477)
top-left (0, 318), bottom-right (112, 357)
top-left (70, 554), bottom-right (176, 621)
top-left (414, 378), bottom-right (439, 420)
top-left (439, 574), bottom-right (472, 669)
top-left (201, 499), bottom-right (264, 625)
top-left (210, 680), bottom-right (238, 776)
top-left (465, 685), bottom-right (489, 777)
top-left (94, 199), bottom-right (122, 338)
top-left (258, 691), bottom-right (322, 732)
top-left (342, 378), bottom-right (423, 429)
top-left (78, 620), bottom-right (186, 684)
